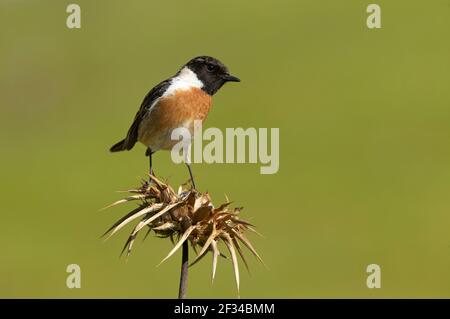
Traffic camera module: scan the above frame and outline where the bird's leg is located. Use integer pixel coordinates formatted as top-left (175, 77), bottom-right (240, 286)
top-left (146, 148), bottom-right (153, 181)
top-left (185, 163), bottom-right (196, 190)
top-left (149, 152), bottom-right (153, 176)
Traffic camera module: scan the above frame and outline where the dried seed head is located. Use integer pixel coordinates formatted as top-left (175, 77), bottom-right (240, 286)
top-left (103, 174), bottom-right (263, 293)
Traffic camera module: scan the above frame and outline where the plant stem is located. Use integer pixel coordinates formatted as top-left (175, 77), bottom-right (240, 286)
top-left (178, 241), bottom-right (189, 299)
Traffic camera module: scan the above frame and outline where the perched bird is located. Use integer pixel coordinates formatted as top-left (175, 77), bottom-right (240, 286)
top-left (110, 56), bottom-right (240, 188)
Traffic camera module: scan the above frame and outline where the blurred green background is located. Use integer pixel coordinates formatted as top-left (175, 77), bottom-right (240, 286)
top-left (1, 0), bottom-right (449, 298)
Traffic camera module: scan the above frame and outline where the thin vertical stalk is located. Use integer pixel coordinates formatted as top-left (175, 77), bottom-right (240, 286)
top-left (178, 241), bottom-right (189, 299)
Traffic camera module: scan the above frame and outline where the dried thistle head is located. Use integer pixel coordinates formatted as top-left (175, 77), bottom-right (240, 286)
top-left (103, 175), bottom-right (264, 294)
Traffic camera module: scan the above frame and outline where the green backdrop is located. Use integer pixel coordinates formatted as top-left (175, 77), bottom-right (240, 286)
top-left (1, 0), bottom-right (449, 298)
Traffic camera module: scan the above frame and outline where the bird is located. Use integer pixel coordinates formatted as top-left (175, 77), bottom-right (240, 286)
top-left (109, 56), bottom-right (240, 189)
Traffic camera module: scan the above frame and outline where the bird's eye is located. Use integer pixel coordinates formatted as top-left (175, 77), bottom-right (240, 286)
top-left (206, 64), bottom-right (215, 72)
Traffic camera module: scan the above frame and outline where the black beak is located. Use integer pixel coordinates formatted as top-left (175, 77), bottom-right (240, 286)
top-left (222, 74), bottom-right (240, 82)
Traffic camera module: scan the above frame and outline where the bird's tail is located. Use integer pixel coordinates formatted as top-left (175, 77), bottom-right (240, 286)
top-left (110, 139), bottom-right (127, 152)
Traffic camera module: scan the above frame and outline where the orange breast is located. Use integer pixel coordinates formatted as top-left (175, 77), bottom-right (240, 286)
top-left (138, 88), bottom-right (212, 151)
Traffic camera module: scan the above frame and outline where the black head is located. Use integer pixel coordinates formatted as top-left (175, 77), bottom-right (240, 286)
top-left (183, 56), bottom-right (240, 95)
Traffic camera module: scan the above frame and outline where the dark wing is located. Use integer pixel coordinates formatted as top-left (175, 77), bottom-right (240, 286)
top-left (111, 79), bottom-right (172, 152)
